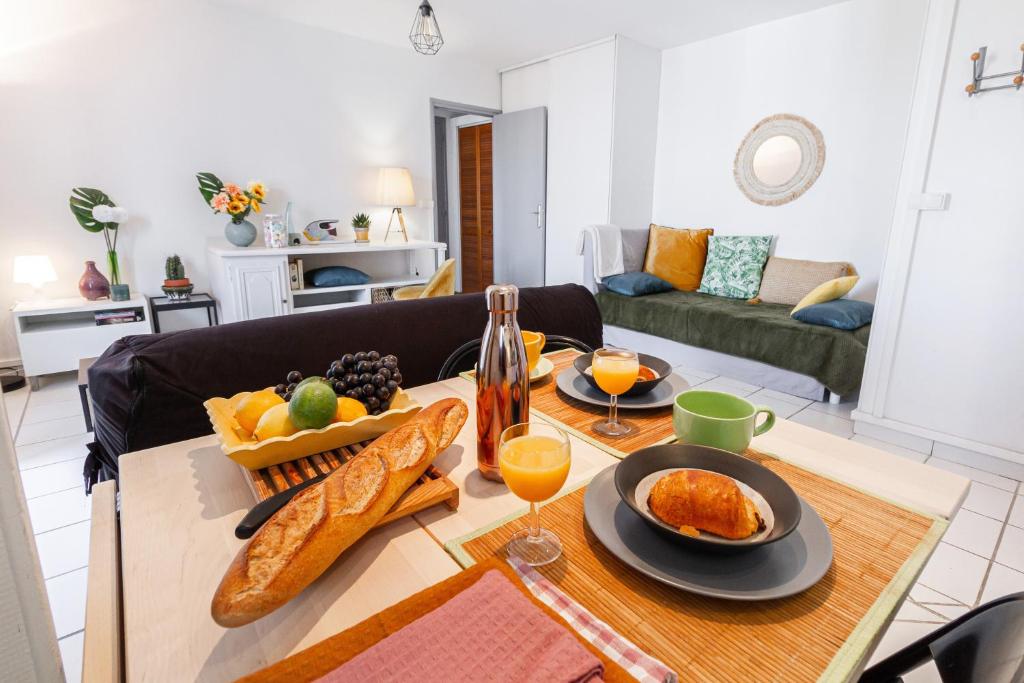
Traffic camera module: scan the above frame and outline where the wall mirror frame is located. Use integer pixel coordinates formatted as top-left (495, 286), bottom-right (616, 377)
top-left (734, 113), bottom-right (825, 207)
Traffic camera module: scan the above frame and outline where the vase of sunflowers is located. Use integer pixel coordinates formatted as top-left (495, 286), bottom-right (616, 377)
top-left (197, 172), bottom-right (267, 247)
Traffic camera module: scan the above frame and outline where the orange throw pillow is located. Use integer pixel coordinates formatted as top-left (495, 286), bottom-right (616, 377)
top-left (642, 224), bottom-right (714, 291)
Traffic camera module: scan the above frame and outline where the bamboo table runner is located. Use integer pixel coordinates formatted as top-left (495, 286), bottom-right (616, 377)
top-left (462, 348), bottom-right (678, 457)
top-left (446, 451), bottom-right (946, 682)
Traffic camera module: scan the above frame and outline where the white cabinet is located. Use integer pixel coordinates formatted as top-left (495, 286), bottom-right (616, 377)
top-left (230, 257), bottom-right (289, 321)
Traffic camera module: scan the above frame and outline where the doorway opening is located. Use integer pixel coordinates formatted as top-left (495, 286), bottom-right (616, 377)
top-left (430, 99), bottom-right (500, 293)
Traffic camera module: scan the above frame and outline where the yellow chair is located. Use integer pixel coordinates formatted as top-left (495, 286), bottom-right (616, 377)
top-left (393, 258), bottom-right (456, 300)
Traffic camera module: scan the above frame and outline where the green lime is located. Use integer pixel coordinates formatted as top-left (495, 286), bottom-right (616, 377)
top-left (288, 378), bottom-right (337, 430)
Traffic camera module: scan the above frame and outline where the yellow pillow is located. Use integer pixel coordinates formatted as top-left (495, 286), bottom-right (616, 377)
top-left (791, 275), bottom-right (859, 314)
top-left (643, 224), bottom-right (714, 291)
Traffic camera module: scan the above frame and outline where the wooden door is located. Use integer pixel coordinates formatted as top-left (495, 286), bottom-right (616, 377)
top-left (458, 123), bottom-right (493, 293)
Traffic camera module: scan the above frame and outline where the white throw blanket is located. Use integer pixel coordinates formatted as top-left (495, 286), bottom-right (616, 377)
top-left (576, 224), bottom-right (624, 281)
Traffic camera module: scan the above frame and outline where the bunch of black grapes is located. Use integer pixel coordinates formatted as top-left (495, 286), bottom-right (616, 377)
top-left (274, 352), bottom-right (402, 416)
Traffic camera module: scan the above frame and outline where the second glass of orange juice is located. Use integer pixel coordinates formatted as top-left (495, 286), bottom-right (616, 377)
top-left (499, 422), bottom-right (571, 566)
top-left (591, 347), bottom-right (639, 436)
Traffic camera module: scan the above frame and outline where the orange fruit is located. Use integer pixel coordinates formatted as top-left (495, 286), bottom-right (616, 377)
top-left (334, 397), bottom-right (369, 423)
top-left (234, 389), bottom-right (284, 434)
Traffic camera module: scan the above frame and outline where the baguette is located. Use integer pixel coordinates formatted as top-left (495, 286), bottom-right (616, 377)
top-left (211, 398), bottom-right (468, 627)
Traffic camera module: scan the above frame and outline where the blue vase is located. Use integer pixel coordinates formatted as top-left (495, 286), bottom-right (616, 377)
top-left (225, 218), bottom-right (257, 247)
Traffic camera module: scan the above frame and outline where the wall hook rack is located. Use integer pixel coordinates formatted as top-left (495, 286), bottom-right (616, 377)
top-left (965, 44), bottom-right (1024, 96)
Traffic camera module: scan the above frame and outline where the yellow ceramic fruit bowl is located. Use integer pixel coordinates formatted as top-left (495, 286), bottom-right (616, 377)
top-left (204, 389), bottom-right (421, 470)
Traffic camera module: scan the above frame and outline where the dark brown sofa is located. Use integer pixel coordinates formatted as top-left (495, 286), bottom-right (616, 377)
top-left (85, 284), bottom-right (602, 485)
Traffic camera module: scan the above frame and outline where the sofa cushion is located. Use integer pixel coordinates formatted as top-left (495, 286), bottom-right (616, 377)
top-left (793, 299), bottom-right (874, 330)
top-left (305, 266), bottom-right (370, 288)
top-left (792, 275), bottom-right (860, 313)
top-left (642, 224), bottom-right (713, 291)
top-left (757, 257), bottom-right (851, 305)
top-left (603, 272), bottom-right (674, 297)
top-left (698, 235), bottom-right (773, 299)
top-left (596, 288), bottom-right (869, 396)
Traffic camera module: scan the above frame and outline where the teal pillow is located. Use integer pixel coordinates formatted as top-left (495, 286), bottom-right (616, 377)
top-left (793, 299), bottom-right (873, 330)
top-left (603, 272), bottom-right (673, 297)
top-left (304, 266), bottom-right (370, 288)
top-left (697, 235), bottom-right (773, 299)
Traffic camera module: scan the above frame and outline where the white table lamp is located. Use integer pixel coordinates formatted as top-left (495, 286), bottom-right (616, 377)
top-left (377, 167), bottom-right (415, 241)
top-left (13, 255), bottom-right (57, 296)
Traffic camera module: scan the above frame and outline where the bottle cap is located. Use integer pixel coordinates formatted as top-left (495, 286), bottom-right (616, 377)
top-left (485, 284), bottom-right (519, 313)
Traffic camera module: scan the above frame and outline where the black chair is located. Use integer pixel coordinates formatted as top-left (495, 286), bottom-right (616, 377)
top-left (860, 592), bottom-right (1024, 682)
top-left (437, 335), bottom-right (594, 381)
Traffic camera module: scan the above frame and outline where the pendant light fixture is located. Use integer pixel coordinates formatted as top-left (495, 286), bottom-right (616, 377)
top-left (409, 0), bottom-right (443, 55)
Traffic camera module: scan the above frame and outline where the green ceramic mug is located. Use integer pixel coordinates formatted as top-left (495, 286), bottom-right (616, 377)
top-left (673, 390), bottom-right (776, 454)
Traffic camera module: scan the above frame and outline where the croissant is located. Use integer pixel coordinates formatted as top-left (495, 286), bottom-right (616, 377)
top-left (647, 470), bottom-right (765, 540)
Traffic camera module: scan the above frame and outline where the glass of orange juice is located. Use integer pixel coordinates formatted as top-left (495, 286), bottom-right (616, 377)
top-left (499, 422), bottom-right (571, 566)
top-left (591, 347), bottom-right (639, 437)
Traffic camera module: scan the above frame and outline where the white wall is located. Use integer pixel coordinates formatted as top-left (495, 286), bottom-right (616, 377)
top-left (0, 1), bottom-right (498, 361)
top-left (651, 0), bottom-right (929, 301)
top-left (501, 36), bottom-right (661, 286)
top-left (857, 0), bottom-right (1024, 460)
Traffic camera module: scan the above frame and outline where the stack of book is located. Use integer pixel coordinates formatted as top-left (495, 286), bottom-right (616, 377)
top-left (95, 309), bottom-right (143, 326)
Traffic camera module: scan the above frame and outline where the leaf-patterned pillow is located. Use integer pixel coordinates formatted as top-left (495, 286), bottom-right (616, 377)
top-left (697, 235), bottom-right (774, 299)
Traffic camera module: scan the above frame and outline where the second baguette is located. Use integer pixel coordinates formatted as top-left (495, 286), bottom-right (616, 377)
top-left (211, 398), bottom-right (468, 627)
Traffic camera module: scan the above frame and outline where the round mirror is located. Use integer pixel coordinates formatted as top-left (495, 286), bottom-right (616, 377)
top-left (751, 135), bottom-right (802, 186)
top-left (734, 114), bottom-right (824, 206)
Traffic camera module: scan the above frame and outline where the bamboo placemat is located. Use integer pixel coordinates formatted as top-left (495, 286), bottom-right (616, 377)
top-left (446, 450), bottom-right (946, 682)
top-left (461, 348), bottom-right (678, 457)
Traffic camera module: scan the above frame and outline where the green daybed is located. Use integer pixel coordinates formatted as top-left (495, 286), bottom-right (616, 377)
top-left (595, 289), bottom-right (870, 397)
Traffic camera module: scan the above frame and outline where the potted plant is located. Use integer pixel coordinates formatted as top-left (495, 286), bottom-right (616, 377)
top-left (69, 187), bottom-right (130, 300)
top-left (162, 255), bottom-right (194, 301)
top-left (352, 212), bottom-right (371, 243)
top-left (198, 173), bottom-right (266, 247)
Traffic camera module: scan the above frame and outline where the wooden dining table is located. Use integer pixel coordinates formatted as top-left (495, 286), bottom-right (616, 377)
top-left (117, 376), bottom-right (970, 681)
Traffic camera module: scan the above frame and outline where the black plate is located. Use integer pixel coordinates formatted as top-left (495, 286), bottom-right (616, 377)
top-left (614, 444), bottom-right (802, 552)
top-left (573, 352), bottom-right (672, 397)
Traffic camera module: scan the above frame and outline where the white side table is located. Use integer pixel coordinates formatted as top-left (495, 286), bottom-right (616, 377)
top-left (11, 297), bottom-right (152, 386)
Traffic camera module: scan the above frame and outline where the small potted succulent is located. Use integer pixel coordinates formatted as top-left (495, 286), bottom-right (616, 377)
top-left (162, 255), bottom-right (194, 301)
top-left (351, 212), bottom-right (371, 243)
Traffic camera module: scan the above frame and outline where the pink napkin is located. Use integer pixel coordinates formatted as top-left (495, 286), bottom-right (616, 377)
top-left (317, 570), bottom-right (604, 683)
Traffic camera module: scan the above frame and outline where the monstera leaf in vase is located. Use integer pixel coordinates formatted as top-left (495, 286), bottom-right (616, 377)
top-left (69, 187), bottom-right (123, 286)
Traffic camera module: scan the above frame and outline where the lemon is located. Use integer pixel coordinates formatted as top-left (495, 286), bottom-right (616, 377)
top-left (234, 389), bottom-right (284, 434)
top-left (253, 402), bottom-right (298, 441)
top-left (334, 397), bottom-right (369, 424)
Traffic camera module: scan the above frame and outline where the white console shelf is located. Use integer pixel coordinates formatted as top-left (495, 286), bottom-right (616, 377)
top-left (207, 238), bottom-right (447, 323)
top-left (12, 296), bottom-right (152, 379)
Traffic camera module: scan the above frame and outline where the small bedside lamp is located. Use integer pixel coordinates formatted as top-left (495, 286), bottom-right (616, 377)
top-left (377, 167), bottom-right (415, 242)
top-left (13, 255), bottom-right (57, 298)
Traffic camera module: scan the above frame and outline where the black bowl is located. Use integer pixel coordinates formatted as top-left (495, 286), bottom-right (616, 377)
top-left (573, 352), bottom-right (672, 397)
top-left (613, 444), bottom-right (802, 553)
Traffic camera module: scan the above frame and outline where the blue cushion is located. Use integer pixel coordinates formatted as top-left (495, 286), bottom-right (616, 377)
top-left (304, 266), bottom-right (370, 288)
top-left (792, 299), bottom-right (874, 330)
top-left (602, 272), bottom-right (674, 297)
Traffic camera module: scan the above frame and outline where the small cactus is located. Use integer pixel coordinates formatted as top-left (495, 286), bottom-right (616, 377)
top-left (165, 255), bottom-right (185, 280)
top-left (351, 213), bottom-right (371, 228)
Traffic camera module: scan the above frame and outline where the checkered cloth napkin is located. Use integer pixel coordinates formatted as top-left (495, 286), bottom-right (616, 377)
top-left (507, 556), bottom-right (678, 683)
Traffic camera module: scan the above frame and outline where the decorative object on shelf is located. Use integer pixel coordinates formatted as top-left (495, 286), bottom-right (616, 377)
top-left (78, 260), bottom-right (111, 301)
top-left (284, 201), bottom-right (301, 246)
top-left (13, 255), bottom-right (57, 299)
top-left (70, 187), bottom-right (129, 296)
top-left (351, 212), bottom-right (372, 243)
top-left (409, 0), bottom-right (443, 55)
top-left (197, 172), bottom-right (266, 247)
top-left (162, 255), bottom-right (194, 301)
top-left (303, 219), bottom-right (339, 243)
top-left (734, 114), bottom-right (825, 207)
top-left (378, 167), bottom-right (415, 242)
top-left (262, 213), bottom-right (287, 248)
top-left (965, 44), bottom-right (1024, 96)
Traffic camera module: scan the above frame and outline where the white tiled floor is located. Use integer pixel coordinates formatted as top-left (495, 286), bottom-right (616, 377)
top-left (5, 373), bottom-right (92, 681)
top-left (5, 365), bottom-right (1024, 681)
